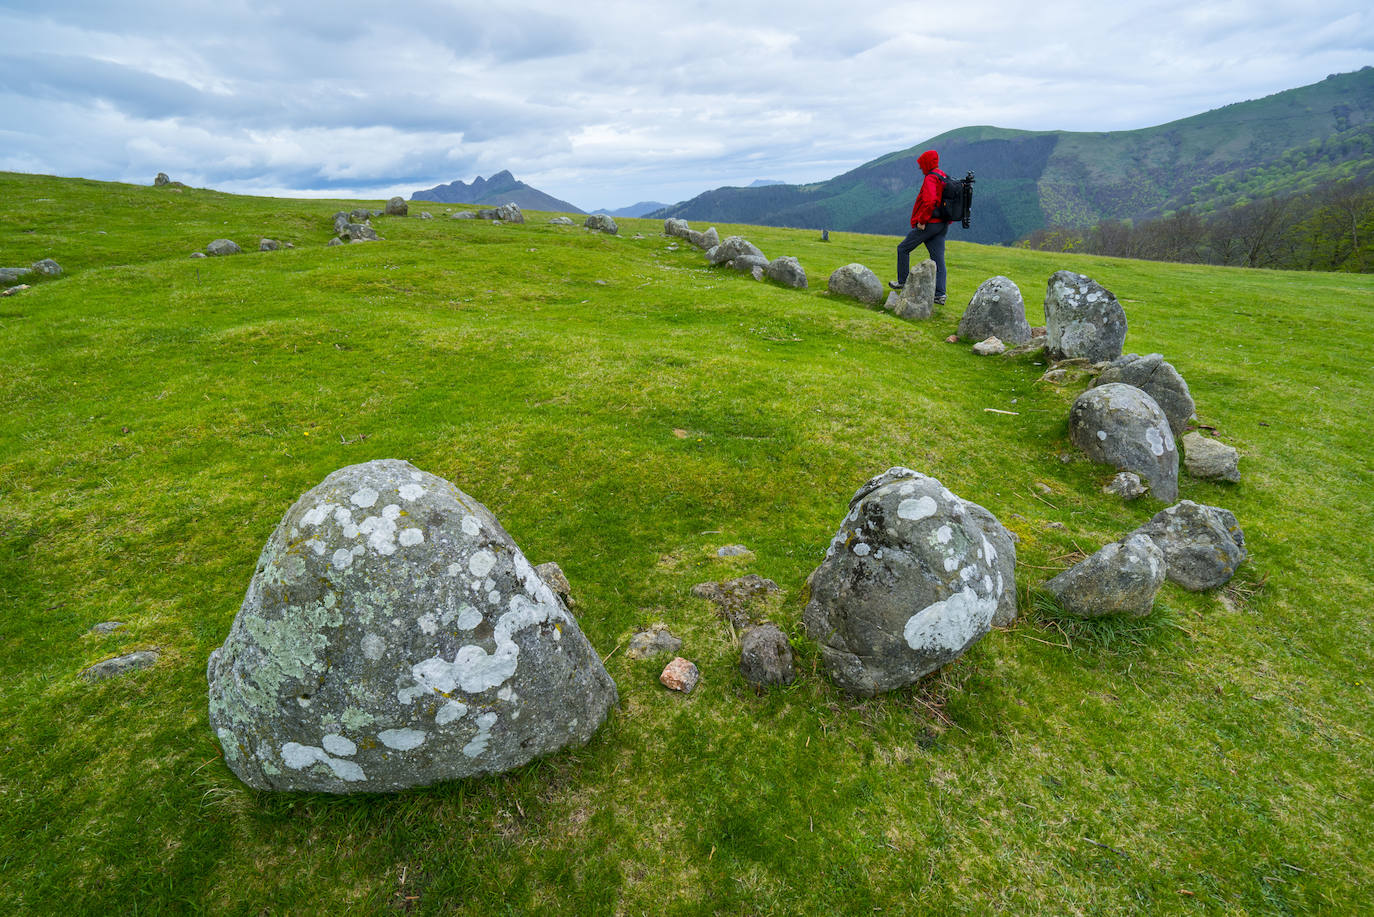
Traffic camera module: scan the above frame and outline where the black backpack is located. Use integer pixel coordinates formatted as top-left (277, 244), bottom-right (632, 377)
top-left (936, 170), bottom-right (975, 227)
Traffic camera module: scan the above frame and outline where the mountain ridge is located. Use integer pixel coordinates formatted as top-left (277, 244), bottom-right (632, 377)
top-left (651, 67), bottom-right (1374, 244)
top-left (411, 170), bottom-right (584, 214)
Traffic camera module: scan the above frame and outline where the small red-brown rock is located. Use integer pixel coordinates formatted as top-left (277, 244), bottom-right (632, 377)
top-left (945, 334), bottom-right (959, 343)
top-left (660, 657), bottom-right (700, 693)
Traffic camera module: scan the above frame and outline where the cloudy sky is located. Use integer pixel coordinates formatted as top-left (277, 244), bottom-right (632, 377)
top-left (1, 1), bottom-right (1370, 211)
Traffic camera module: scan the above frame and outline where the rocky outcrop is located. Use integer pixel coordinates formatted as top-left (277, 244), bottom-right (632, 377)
top-left (827, 263), bottom-right (883, 306)
top-left (1092, 353), bottom-right (1195, 437)
top-left (207, 459), bottom-right (618, 793)
top-left (1044, 271), bottom-right (1127, 362)
top-left (708, 236), bottom-right (765, 268)
top-left (958, 276), bottom-right (1031, 345)
top-left (1042, 534), bottom-right (1166, 617)
top-left (803, 468), bottom-right (1016, 696)
top-left (1069, 383), bottom-right (1179, 501)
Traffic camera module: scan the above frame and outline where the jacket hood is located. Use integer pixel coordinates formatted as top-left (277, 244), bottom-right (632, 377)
top-left (917, 150), bottom-right (939, 174)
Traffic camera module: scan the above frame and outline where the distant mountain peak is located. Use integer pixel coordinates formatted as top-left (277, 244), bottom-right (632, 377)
top-left (411, 171), bottom-right (584, 214)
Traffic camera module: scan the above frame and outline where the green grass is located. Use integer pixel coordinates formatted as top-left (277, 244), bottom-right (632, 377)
top-left (1, 171), bottom-right (1372, 915)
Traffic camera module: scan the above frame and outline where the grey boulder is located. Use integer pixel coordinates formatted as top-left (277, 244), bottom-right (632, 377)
top-left (664, 218), bottom-right (690, 238)
top-left (1131, 501), bottom-right (1246, 591)
top-left (1043, 534), bottom-right (1166, 617)
top-left (883, 260), bottom-right (935, 319)
top-left (739, 624), bottom-right (795, 687)
top-left (206, 239), bottom-right (242, 256)
top-left (495, 203), bottom-right (524, 224)
top-left (1182, 433), bottom-right (1241, 483)
top-left (31, 258), bottom-right (62, 277)
top-left (1069, 383), bottom-right (1179, 501)
top-left (688, 226), bottom-right (719, 250)
top-left (207, 459), bottom-right (618, 793)
top-left (385, 196), bottom-right (408, 216)
top-left (548, 216), bottom-right (575, 226)
top-left (584, 213), bottom-right (617, 234)
top-left (0, 267), bottom-right (31, 284)
top-left (259, 239), bottom-right (281, 252)
top-left (959, 276), bottom-right (1031, 345)
top-left (803, 467), bottom-right (1016, 697)
top-left (828, 263), bottom-right (883, 306)
top-left (154, 172), bottom-right (171, 186)
top-left (765, 256), bottom-right (807, 289)
top-left (1092, 353), bottom-right (1195, 437)
top-left (708, 236), bottom-right (765, 267)
top-left (1044, 270), bottom-right (1127, 362)
top-left (339, 223), bottom-right (379, 242)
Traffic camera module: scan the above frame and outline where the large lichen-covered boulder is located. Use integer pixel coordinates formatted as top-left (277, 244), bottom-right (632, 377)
top-left (803, 468), bottom-right (1016, 697)
top-left (664, 218), bottom-right (690, 238)
top-left (688, 226), bottom-right (719, 250)
top-left (385, 196), bottom-right (408, 216)
top-left (827, 263), bottom-right (884, 306)
top-left (1091, 353), bottom-right (1195, 437)
top-left (1044, 270), bottom-right (1127, 362)
top-left (1042, 534), bottom-right (1165, 618)
top-left (1069, 383), bottom-right (1179, 501)
top-left (958, 276), bottom-right (1031, 345)
top-left (1130, 500), bottom-right (1246, 591)
top-left (207, 459), bottom-right (618, 793)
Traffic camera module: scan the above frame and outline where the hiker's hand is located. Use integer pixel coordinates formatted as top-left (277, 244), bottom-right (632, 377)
top-left (916, 223), bottom-right (925, 230)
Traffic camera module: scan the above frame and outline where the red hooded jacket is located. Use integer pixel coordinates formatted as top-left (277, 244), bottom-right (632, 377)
top-left (910, 149), bottom-right (948, 227)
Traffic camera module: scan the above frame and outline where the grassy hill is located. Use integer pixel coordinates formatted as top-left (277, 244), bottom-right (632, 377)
top-left (656, 67), bottom-right (1374, 244)
top-left (2, 171), bottom-right (1371, 915)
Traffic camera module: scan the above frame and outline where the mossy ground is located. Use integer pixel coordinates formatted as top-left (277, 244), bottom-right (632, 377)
top-left (1, 172), bottom-right (1371, 915)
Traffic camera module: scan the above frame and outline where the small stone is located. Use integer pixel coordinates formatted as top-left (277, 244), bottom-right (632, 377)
top-left (692, 574), bottom-right (780, 629)
top-left (739, 624), bottom-right (795, 687)
top-left (2, 284), bottom-right (30, 296)
top-left (259, 238), bottom-right (281, 252)
top-left (419, 212), bottom-right (433, 220)
top-left (626, 624), bottom-right (682, 660)
top-left (81, 650), bottom-right (158, 681)
top-left (1043, 534), bottom-right (1166, 618)
top-left (1103, 472), bottom-right (1147, 500)
top-left (206, 239), bottom-right (242, 256)
top-left (972, 336), bottom-right (1006, 356)
top-left (90, 621), bottom-right (126, 635)
top-left (945, 334), bottom-right (959, 343)
top-left (31, 258), bottom-right (62, 277)
top-left (534, 561), bottom-right (573, 607)
top-left (716, 545), bottom-right (751, 558)
top-left (1034, 483), bottom-right (1053, 496)
top-left (1182, 432), bottom-right (1241, 483)
top-left (660, 657), bottom-right (700, 693)
top-left (326, 238), bottom-right (344, 247)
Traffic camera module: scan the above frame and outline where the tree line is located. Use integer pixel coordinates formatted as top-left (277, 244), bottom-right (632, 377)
top-left (1016, 176), bottom-right (1373, 273)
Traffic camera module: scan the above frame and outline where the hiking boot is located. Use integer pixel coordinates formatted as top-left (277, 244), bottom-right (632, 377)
top-left (934, 294), bottom-right (947, 305)
top-left (889, 280), bottom-right (903, 290)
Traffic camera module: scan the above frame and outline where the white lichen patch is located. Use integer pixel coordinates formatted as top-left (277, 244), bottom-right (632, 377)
top-left (1097, 430), bottom-right (1108, 441)
top-left (463, 712), bottom-right (499, 758)
top-left (903, 587), bottom-right (997, 653)
top-left (399, 527), bottom-right (425, 548)
top-left (436, 700), bottom-right (468, 725)
top-left (1145, 426), bottom-right (1166, 457)
top-left (281, 741), bottom-right (365, 782)
top-left (461, 515), bottom-right (482, 537)
top-left (358, 504), bottom-right (403, 556)
top-left (351, 487), bottom-right (379, 509)
top-left (456, 605), bottom-right (482, 630)
top-left (398, 594), bottom-right (567, 703)
top-left (852, 542), bottom-right (871, 556)
top-left (417, 613), bottom-right (437, 635)
top-left (361, 633), bottom-right (386, 661)
top-left (378, 728), bottom-right (427, 751)
top-left (398, 484), bottom-right (426, 502)
top-left (497, 686), bottom-right (517, 703)
top-left (468, 549), bottom-right (497, 578)
top-left (322, 733), bottom-right (357, 757)
top-left (898, 496), bottom-right (938, 521)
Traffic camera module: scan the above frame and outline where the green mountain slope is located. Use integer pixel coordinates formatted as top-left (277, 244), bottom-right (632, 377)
top-left (655, 67), bottom-right (1374, 243)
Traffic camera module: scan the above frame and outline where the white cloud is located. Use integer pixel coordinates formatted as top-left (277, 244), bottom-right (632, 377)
top-left (1, 0), bottom-right (1370, 209)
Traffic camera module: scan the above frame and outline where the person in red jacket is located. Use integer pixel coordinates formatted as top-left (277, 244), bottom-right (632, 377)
top-left (891, 149), bottom-right (949, 304)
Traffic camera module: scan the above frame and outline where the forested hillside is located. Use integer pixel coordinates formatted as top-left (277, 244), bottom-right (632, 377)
top-left (653, 68), bottom-right (1374, 248)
